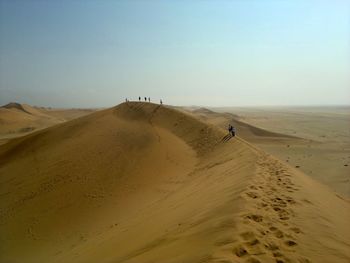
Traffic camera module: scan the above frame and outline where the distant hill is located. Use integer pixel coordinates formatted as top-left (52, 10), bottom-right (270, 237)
top-left (0, 102), bottom-right (96, 141)
top-left (185, 107), bottom-right (302, 143)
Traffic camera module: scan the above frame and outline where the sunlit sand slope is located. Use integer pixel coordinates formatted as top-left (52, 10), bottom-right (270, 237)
top-left (0, 102), bottom-right (94, 144)
top-left (0, 102), bottom-right (349, 263)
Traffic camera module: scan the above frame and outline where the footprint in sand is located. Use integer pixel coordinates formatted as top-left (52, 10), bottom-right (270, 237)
top-left (245, 214), bottom-right (263, 223)
top-left (272, 206), bottom-right (283, 212)
top-left (274, 230), bottom-right (284, 238)
top-left (264, 241), bottom-right (279, 251)
top-left (269, 226), bottom-right (278, 231)
top-left (246, 191), bottom-right (260, 199)
top-left (249, 185), bottom-right (258, 190)
top-left (285, 198), bottom-right (297, 205)
top-left (276, 208), bottom-right (290, 218)
top-left (285, 240), bottom-right (297, 247)
top-left (273, 251), bottom-right (283, 257)
top-left (279, 216), bottom-right (290, 221)
top-left (290, 227), bottom-right (302, 234)
top-left (233, 245), bottom-right (248, 257)
top-left (247, 238), bottom-right (260, 246)
top-left (298, 257), bottom-right (312, 263)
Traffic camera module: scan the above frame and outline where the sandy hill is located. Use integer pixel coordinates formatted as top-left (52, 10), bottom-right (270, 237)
top-left (0, 102), bottom-right (95, 143)
top-left (185, 107), bottom-right (301, 144)
top-left (0, 102), bottom-right (349, 263)
top-left (188, 107), bottom-right (350, 197)
top-left (2, 102), bottom-right (41, 115)
top-left (0, 103), bottom-right (58, 140)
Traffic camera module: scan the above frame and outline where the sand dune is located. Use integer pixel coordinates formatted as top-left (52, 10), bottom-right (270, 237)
top-left (199, 107), bottom-right (350, 197)
top-left (0, 102), bottom-right (349, 263)
top-left (185, 107), bottom-right (302, 143)
top-left (0, 102), bottom-right (95, 144)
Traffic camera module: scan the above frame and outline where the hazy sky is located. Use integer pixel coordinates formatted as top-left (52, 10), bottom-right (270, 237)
top-left (0, 0), bottom-right (349, 107)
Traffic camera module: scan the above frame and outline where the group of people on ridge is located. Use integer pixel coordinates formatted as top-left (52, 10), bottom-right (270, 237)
top-left (125, 97), bottom-right (163, 105)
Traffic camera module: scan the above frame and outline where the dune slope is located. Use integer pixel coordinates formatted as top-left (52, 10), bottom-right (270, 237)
top-left (0, 102), bottom-right (94, 144)
top-left (0, 102), bottom-right (349, 263)
top-left (186, 107), bottom-right (302, 143)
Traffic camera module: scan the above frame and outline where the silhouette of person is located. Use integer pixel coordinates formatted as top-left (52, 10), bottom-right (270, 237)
top-left (148, 97), bottom-right (150, 102)
top-left (144, 97), bottom-right (147, 102)
top-left (160, 99), bottom-right (163, 105)
top-left (228, 124), bottom-right (236, 137)
top-left (139, 96), bottom-right (141, 101)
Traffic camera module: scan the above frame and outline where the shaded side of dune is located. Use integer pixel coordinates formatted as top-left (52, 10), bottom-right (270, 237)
top-left (187, 107), bottom-right (304, 142)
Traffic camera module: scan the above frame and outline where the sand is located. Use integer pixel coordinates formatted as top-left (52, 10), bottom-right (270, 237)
top-left (0, 102), bottom-right (349, 263)
top-left (0, 102), bottom-right (95, 145)
top-left (188, 106), bottom-right (350, 197)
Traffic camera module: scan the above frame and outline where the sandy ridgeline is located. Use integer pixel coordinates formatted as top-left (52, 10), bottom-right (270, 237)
top-left (0, 102), bottom-right (349, 263)
top-left (0, 102), bottom-right (95, 145)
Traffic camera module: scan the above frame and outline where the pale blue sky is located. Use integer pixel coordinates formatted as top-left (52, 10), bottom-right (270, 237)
top-left (0, 0), bottom-right (349, 107)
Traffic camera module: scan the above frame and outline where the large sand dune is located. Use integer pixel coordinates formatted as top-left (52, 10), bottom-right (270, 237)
top-left (195, 107), bottom-right (350, 197)
top-left (0, 102), bottom-right (95, 145)
top-left (0, 102), bottom-right (349, 263)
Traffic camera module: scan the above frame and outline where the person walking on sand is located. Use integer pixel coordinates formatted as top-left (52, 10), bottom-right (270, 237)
top-left (148, 97), bottom-right (150, 102)
top-left (144, 97), bottom-right (147, 102)
top-left (160, 99), bottom-right (163, 105)
top-left (229, 125), bottom-right (236, 137)
top-left (139, 96), bottom-right (141, 101)
top-left (228, 124), bottom-right (236, 137)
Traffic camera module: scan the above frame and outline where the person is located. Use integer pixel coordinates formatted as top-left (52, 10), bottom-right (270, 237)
top-left (148, 97), bottom-right (150, 102)
top-left (139, 96), bottom-right (141, 101)
top-left (144, 97), bottom-right (147, 102)
top-left (230, 125), bottom-right (236, 137)
top-left (160, 99), bottom-right (163, 105)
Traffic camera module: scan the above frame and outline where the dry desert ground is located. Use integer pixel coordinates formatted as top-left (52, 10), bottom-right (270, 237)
top-left (203, 106), bottom-right (350, 198)
top-left (0, 102), bottom-right (349, 263)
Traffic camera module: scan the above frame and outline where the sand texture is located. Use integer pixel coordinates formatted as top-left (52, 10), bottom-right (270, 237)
top-left (0, 102), bottom-right (95, 145)
top-left (188, 107), bottom-right (350, 197)
top-left (0, 102), bottom-right (349, 263)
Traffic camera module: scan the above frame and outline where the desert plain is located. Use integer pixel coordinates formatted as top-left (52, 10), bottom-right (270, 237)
top-left (0, 102), bottom-right (349, 263)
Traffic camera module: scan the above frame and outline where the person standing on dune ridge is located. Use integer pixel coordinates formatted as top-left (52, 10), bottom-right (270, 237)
top-left (228, 124), bottom-right (236, 137)
top-left (139, 96), bottom-right (141, 101)
top-left (148, 97), bottom-right (150, 102)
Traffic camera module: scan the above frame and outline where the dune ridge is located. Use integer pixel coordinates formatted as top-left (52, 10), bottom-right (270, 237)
top-left (2, 102), bottom-right (35, 115)
top-left (185, 107), bottom-right (302, 143)
top-left (0, 102), bottom-right (349, 263)
top-left (0, 102), bottom-right (95, 145)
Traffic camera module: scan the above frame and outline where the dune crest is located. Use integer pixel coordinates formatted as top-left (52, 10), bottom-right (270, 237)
top-left (2, 102), bottom-right (35, 115)
top-left (0, 102), bottom-right (95, 145)
top-left (0, 102), bottom-right (349, 263)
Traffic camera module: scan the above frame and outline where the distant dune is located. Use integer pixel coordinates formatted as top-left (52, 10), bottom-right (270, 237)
top-left (0, 102), bottom-right (349, 263)
top-left (198, 106), bottom-right (350, 197)
top-left (0, 102), bottom-right (96, 144)
top-left (186, 107), bottom-right (302, 143)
